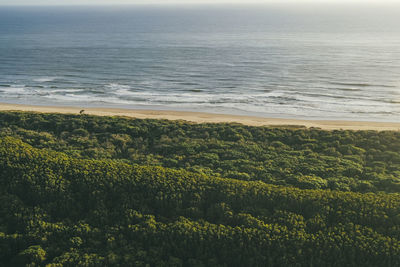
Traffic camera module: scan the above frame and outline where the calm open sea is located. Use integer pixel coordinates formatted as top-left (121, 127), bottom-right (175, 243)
top-left (1, 5), bottom-right (400, 121)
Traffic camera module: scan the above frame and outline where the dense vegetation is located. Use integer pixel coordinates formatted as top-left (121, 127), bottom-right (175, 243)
top-left (1, 112), bottom-right (400, 193)
top-left (0, 111), bottom-right (400, 266)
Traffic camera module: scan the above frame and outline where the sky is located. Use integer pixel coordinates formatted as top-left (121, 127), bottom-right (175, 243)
top-left (0, 0), bottom-right (399, 5)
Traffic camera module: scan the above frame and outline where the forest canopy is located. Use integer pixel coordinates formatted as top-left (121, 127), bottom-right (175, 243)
top-left (0, 111), bottom-right (400, 266)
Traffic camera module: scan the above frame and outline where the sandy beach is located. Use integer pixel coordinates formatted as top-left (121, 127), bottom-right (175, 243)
top-left (1, 102), bottom-right (400, 131)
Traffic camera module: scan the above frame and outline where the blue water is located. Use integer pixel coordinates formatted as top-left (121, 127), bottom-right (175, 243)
top-left (1, 5), bottom-right (400, 121)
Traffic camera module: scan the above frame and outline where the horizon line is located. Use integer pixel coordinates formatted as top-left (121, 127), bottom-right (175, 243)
top-left (1, 2), bottom-right (400, 7)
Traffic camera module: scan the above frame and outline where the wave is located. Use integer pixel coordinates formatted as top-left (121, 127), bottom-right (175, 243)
top-left (329, 82), bottom-right (395, 88)
top-left (1, 79), bottom-right (400, 121)
top-left (0, 86), bottom-right (31, 95)
top-left (332, 87), bottom-right (363, 92)
top-left (33, 77), bottom-right (58, 83)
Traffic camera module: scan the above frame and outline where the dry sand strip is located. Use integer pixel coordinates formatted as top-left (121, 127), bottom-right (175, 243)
top-left (1, 102), bottom-right (400, 131)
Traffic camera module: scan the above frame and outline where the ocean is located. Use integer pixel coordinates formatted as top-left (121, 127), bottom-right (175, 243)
top-left (1, 4), bottom-right (400, 121)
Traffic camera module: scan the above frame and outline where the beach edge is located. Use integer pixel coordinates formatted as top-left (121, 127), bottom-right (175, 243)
top-left (1, 102), bottom-right (399, 131)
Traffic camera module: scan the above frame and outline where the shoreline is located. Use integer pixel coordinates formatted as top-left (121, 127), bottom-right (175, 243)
top-left (1, 102), bottom-right (400, 131)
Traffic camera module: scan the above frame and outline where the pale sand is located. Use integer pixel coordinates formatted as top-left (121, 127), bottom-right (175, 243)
top-left (1, 102), bottom-right (400, 131)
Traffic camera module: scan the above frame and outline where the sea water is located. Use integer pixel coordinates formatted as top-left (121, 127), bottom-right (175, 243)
top-left (0, 4), bottom-right (400, 121)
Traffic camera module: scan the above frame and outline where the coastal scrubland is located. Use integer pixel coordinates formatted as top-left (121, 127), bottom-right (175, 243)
top-left (1, 111), bottom-right (400, 266)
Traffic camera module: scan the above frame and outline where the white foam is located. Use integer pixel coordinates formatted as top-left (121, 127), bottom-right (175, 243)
top-left (33, 77), bottom-right (58, 83)
top-left (2, 79), bottom-right (400, 121)
top-left (0, 86), bottom-right (30, 95)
